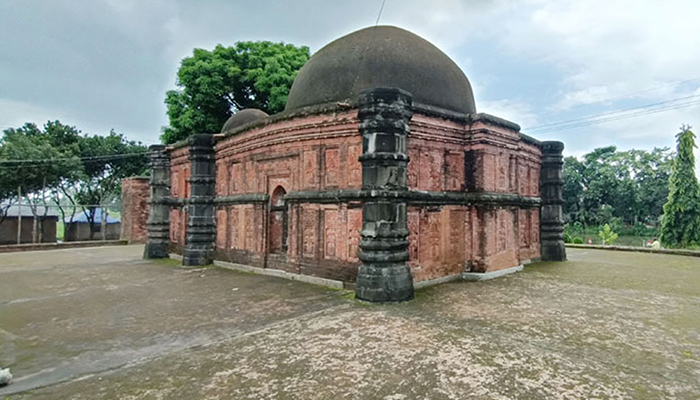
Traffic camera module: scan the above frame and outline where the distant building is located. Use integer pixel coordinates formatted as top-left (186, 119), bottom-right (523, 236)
top-left (65, 209), bottom-right (121, 241)
top-left (0, 203), bottom-right (58, 245)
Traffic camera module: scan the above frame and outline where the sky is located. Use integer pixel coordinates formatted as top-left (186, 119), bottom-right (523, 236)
top-left (1, 0), bottom-right (699, 166)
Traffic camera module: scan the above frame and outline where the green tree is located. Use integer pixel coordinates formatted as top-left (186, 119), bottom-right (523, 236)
top-left (162, 41), bottom-right (310, 144)
top-left (563, 146), bottom-right (673, 227)
top-left (0, 122), bottom-right (81, 241)
top-left (660, 125), bottom-right (700, 248)
top-left (598, 223), bottom-right (619, 245)
top-left (0, 122), bottom-right (148, 240)
top-left (74, 131), bottom-right (148, 238)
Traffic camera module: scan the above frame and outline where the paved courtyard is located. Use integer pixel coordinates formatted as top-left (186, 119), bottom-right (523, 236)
top-left (0, 245), bottom-right (699, 399)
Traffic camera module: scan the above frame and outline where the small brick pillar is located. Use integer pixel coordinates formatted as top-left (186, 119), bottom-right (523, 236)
top-left (540, 141), bottom-right (567, 261)
top-left (355, 88), bottom-right (415, 302)
top-left (121, 177), bottom-right (150, 243)
top-left (144, 145), bottom-right (171, 259)
top-left (182, 134), bottom-right (216, 266)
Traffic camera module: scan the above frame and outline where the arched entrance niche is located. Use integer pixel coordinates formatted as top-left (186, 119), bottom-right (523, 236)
top-left (269, 186), bottom-right (288, 253)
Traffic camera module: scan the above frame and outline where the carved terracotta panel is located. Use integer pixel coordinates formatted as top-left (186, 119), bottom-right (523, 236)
top-left (497, 209), bottom-right (508, 253)
top-left (531, 208), bottom-right (540, 244)
top-left (509, 156), bottom-right (517, 193)
top-left (216, 161), bottom-right (228, 196)
top-left (445, 152), bottom-right (464, 191)
top-left (245, 207), bottom-right (255, 251)
top-left (171, 170), bottom-right (180, 197)
top-left (518, 163), bottom-right (529, 196)
top-left (347, 207), bottom-right (361, 261)
top-left (325, 148), bottom-right (340, 187)
top-left (303, 150), bottom-right (319, 189)
top-left (530, 166), bottom-right (540, 197)
top-left (231, 162), bottom-right (243, 194)
top-left (449, 209), bottom-right (466, 263)
top-left (169, 209), bottom-right (179, 243)
top-left (498, 153), bottom-right (508, 192)
top-left (180, 210), bottom-right (187, 245)
top-left (419, 210), bottom-right (441, 264)
top-left (519, 209), bottom-right (529, 248)
top-left (246, 163), bottom-right (257, 192)
top-left (302, 207), bottom-right (318, 258)
top-left (182, 167), bottom-right (190, 198)
top-left (482, 153), bottom-right (496, 192)
top-left (216, 208), bottom-right (227, 249)
top-left (419, 150), bottom-right (444, 191)
top-left (324, 208), bottom-right (339, 259)
top-left (407, 210), bottom-right (420, 265)
top-left (407, 148), bottom-right (420, 189)
top-left (347, 144), bottom-right (362, 188)
top-left (230, 208), bottom-right (239, 249)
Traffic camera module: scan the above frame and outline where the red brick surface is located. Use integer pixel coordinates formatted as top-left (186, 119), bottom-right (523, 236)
top-left (120, 177), bottom-right (150, 243)
top-left (165, 109), bottom-right (542, 283)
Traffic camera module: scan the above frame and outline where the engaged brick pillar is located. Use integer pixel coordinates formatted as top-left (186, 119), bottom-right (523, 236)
top-left (183, 134), bottom-right (216, 266)
top-left (540, 141), bottom-right (566, 261)
top-left (355, 88), bottom-right (415, 302)
top-left (144, 145), bottom-right (171, 258)
top-left (121, 177), bottom-right (150, 243)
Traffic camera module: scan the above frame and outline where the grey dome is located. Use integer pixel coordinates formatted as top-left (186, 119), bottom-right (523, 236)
top-left (285, 26), bottom-right (476, 114)
top-left (221, 109), bottom-right (269, 133)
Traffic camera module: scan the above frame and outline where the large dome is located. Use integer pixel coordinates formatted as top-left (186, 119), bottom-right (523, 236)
top-left (285, 26), bottom-right (476, 114)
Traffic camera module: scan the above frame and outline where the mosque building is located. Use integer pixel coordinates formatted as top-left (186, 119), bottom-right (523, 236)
top-left (137, 26), bottom-right (566, 302)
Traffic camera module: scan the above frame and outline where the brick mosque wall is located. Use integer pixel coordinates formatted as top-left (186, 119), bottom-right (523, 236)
top-left (404, 114), bottom-right (541, 280)
top-left (120, 177), bottom-right (150, 243)
top-left (210, 110), bottom-right (363, 281)
top-left (169, 146), bottom-right (190, 250)
top-left (164, 108), bottom-right (542, 283)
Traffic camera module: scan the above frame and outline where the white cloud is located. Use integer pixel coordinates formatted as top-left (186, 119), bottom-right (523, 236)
top-left (479, 99), bottom-right (539, 128)
top-left (0, 99), bottom-right (62, 131)
top-left (489, 0), bottom-right (700, 108)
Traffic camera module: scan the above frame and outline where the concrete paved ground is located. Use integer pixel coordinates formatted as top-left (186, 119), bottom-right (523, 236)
top-left (0, 246), bottom-right (699, 399)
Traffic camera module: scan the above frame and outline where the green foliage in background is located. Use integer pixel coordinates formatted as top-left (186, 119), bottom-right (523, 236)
top-left (0, 121), bottom-right (147, 238)
top-left (660, 126), bottom-right (700, 248)
top-left (563, 146), bottom-right (673, 227)
top-left (162, 41), bottom-right (310, 144)
top-left (598, 224), bottom-right (619, 245)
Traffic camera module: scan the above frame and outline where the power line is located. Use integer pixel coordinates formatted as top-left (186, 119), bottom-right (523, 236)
top-left (375, 0), bottom-right (387, 26)
top-left (525, 94), bottom-right (700, 133)
top-left (529, 99), bottom-right (700, 134)
top-left (537, 76), bottom-right (700, 119)
top-left (0, 151), bottom-right (147, 166)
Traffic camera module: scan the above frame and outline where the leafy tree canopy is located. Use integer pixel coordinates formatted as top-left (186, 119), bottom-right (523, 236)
top-left (660, 125), bottom-right (700, 248)
top-left (162, 41), bottom-right (310, 144)
top-left (0, 121), bottom-right (148, 237)
top-left (0, 122), bottom-right (80, 200)
top-left (563, 145), bottom-right (673, 226)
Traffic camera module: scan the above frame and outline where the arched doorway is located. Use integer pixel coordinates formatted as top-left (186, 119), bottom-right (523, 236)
top-left (269, 186), bottom-right (288, 253)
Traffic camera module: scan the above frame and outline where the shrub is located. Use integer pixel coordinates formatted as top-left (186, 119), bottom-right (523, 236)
top-left (572, 237), bottom-right (584, 244)
top-left (598, 224), bottom-right (619, 245)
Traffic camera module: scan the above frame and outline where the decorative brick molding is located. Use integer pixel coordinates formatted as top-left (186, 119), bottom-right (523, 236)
top-left (144, 145), bottom-right (170, 259)
top-left (284, 189), bottom-right (540, 207)
top-left (355, 88), bottom-right (415, 302)
top-left (540, 141), bottom-right (566, 261)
